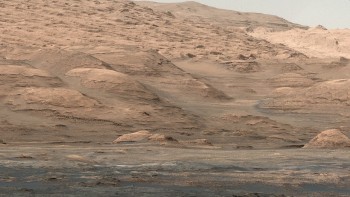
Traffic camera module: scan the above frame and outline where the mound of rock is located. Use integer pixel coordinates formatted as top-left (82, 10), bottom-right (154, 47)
top-left (29, 49), bottom-right (109, 75)
top-left (281, 63), bottom-right (303, 72)
top-left (324, 57), bottom-right (350, 69)
top-left (113, 131), bottom-right (178, 144)
top-left (66, 68), bottom-right (157, 99)
top-left (66, 67), bottom-right (126, 78)
top-left (0, 65), bottom-right (63, 90)
top-left (113, 131), bottom-right (214, 147)
top-left (261, 79), bottom-right (350, 112)
top-left (310, 79), bottom-right (350, 102)
top-left (7, 87), bottom-right (99, 108)
top-left (304, 129), bottom-right (350, 149)
top-left (225, 61), bottom-right (261, 73)
top-left (268, 73), bottom-right (315, 87)
top-left (311, 25), bottom-right (328, 31)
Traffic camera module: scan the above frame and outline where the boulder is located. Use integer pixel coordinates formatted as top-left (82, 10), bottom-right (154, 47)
top-left (304, 129), bottom-right (350, 149)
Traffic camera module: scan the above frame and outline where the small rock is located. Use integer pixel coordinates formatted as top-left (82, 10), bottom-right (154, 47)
top-left (187, 53), bottom-right (196, 58)
top-left (195, 45), bottom-right (205, 49)
top-left (15, 154), bottom-right (34, 159)
top-left (237, 54), bottom-right (256, 60)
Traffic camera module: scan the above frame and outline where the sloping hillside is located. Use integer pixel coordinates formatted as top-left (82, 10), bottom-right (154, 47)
top-left (250, 27), bottom-right (350, 59)
top-left (137, 1), bottom-right (307, 31)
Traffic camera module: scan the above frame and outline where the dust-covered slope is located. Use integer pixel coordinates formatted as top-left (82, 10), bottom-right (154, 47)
top-left (137, 1), bottom-right (307, 31)
top-left (0, 0), bottom-right (306, 63)
top-left (250, 27), bottom-right (350, 59)
top-left (1, 0), bottom-right (348, 147)
top-left (0, 49), bottom-right (206, 143)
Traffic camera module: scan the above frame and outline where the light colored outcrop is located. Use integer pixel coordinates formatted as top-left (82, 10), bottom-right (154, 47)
top-left (304, 129), bottom-right (350, 149)
top-left (113, 131), bottom-right (179, 144)
top-left (261, 79), bottom-right (350, 114)
top-left (113, 130), bottom-right (152, 143)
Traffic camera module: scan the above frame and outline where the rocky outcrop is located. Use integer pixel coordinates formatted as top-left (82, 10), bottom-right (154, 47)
top-left (304, 129), bottom-right (350, 149)
top-left (260, 79), bottom-right (350, 115)
top-left (113, 130), bottom-right (152, 143)
top-left (113, 130), bottom-right (178, 144)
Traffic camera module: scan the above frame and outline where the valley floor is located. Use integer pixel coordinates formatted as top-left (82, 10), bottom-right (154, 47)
top-left (1, 143), bottom-right (350, 197)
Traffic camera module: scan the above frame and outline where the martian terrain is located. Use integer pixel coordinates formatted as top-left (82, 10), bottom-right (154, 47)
top-left (0, 0), bottom-right (350, 196)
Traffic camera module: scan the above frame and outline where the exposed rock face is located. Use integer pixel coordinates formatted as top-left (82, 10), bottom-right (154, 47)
top-left (250, 27), bottom-right (350, 59)
top-left (113, 131), bottom-right (178, 144)
top-left (304, 129), bottom-right (350, 149)
top-left (260, 79), bottom-right (350, 115)
top-left (113, 131), bottom-right (215, 147)
top-left (7, 87), bottom-right (99, 109)
top-left (313, 25), bottom-right (328, 31)
top-left (113, 130), bottom-right (152, 143)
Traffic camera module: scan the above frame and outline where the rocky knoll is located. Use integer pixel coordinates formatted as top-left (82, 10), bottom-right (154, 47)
top-left (304, 129), bottom-right (350, 149)
top-left (250, 27), bottom-right (350, 59)
top-left (260, 79), bottom-right (350, 116)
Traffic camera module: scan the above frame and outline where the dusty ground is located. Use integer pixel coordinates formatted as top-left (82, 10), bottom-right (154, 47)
top-left (1, 144), bottom-right (350, 196)
top-left (0, 0), bottom-right (350, 196)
